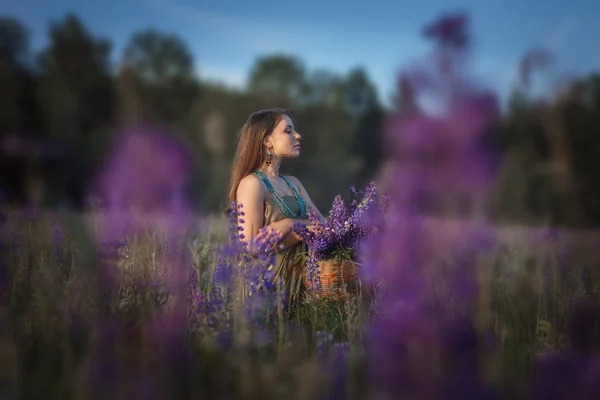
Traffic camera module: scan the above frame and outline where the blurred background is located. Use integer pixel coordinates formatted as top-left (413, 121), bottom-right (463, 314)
top-left (1, 0), bottom-right (600, 227)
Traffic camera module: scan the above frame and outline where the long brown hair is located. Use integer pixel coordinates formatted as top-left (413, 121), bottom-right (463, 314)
top-left (227, 108), bottom-right (290, 208)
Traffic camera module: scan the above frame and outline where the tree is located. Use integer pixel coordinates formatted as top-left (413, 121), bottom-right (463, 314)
top-left (123, 29), bottom-right (194, 83)
top-left (342, 68), bottom-right (385, 184)
top-left (350, 102), bottom-right (386, 185)
top-left (247, 54), bottom-right (308, 105)
top-left (304, 69), bottom-right (345, 108)
top-left (0, 17), bottom-right (30, 70)
top-left (0, 17), bottom-right (33, 133)
top-left (37, 13), bottom-right (113, 140)
top-left (36, 13), bottom-right (114, 206)
top-left (0, 17), bottom-right (37, 204)
top-left (344, 67), bottom-right (378, 117)
top-left (561, 73), bottom-right (600, 225)
top-left (120, 29), bottom-right (198, 126)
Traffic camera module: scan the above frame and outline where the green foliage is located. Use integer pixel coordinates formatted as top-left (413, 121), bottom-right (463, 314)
top-left (3, 12), bottom-right (600, 228)
top-left (0, 13), bottom-right (389, 214)
top-left (247, 53), bottom-right (308, 106)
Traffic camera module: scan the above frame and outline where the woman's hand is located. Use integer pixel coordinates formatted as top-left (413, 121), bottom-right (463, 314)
top-left (255, 218), bottom-right (316, 253)
top-left (269, 219), bottom-right (295, 239)
top-left (256, 219), bottom-right (294, 243)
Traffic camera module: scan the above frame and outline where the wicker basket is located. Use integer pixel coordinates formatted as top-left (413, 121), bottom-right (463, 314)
top-left (304, 259), bottom-right (360, 301)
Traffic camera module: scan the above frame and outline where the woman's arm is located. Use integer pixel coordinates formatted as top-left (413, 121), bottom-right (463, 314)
top-left (236, 174), bottom-right (266, 255)
top-left (238, 176), bottom-right (310, 254)
top-left (255, 218), bottom-right (312, 252)
top-left (254, 176), bottom-right (325, 253)
top-left (272, 219), bottom-right (315, 250)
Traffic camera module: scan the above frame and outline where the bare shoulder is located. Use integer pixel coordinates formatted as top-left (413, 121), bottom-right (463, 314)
top-left (237, 173), bottom-right (265, 195)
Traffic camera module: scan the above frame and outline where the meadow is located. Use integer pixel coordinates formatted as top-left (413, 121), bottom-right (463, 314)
top-left (2, 11), bottom-right (600, 400)
top-left (1, 203), bottom-right (600, 399)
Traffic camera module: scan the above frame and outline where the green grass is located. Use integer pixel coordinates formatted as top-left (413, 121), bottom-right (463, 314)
top-left (1, 208), bottom-right (599, 398)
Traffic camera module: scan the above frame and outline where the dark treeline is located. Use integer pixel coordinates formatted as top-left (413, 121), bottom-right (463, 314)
top-left (1, 13), bottom-right (600, 227)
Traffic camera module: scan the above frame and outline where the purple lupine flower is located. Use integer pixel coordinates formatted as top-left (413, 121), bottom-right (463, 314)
top-left (21, 206), bottom-right (41, 222)
top-left (362, 11), bottom-right (504, 399)
top-left (244, 229), bottom-right (283, 303)
top-left (188, 265), bottom-right (232, 351)
top-left (222, 202), bottom-right (288, 339)
top-left (52, 221), bottom-right (66, 265)
top-left (530, 299), bottom-right (600, 399)
top-left (328, 195), bottom-right (348, 242)
top-left (579, 357), bottom-right (600, 399)
top-left (86, 124), bottom-right (196, 379)
top-left (293, 181), bottom-right (388, 298)
top-left (212, 252), bottom-right (230, 287)
top-left (0, 210), bottom-right (6, 303)
top-left (327, 342), bottom-right (351, 400)
top-left (187, 289), bottom-right (205, 329)
top-left (301, 184), bottom-right (386, 299)
top-left (423, 12), bottom-right (469, 50)
top-left (367, 301), bottom-right (441, 397)
top-left (531, 351), bottom-right (585, 400)
top-left (205, 202), bottom-right (285, 336)
top-left (315, 330), bottom-right (335, 358)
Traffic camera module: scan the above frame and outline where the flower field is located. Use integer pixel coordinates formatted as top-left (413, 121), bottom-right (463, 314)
top-left (1, 11), bottom-right (600, 400)
top-left (1, 206), bottom-right (600, 399)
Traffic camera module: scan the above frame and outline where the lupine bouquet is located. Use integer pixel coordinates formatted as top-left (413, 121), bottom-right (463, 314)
top-left (293, 181), bottom-right (389, 295)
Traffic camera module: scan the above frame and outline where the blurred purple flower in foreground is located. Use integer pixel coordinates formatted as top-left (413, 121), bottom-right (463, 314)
top-left (361, 12), bottom-right (502, 399)
top-left (0, 208), bottom-right (6, 304)
top-left (95, 124), bottom-right (193, 263)
top-left (423, 12), bottom-right (469, 50)
top-left (531, 300), bottom-right (600, 399)
top-left (96, 125), bottom-right (192, 239)
top-left (91, 125), bottom-right (195, 369)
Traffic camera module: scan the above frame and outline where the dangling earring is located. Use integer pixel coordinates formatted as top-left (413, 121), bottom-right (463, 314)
top-left (266, 150), bottom-right (273, 165)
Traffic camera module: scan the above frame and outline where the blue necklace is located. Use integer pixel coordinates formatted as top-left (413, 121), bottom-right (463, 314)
top-left (253, 170), bottom-right (307, 219)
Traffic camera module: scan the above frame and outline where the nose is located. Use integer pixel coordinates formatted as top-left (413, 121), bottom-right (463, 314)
top-left (294, 131), bottom-right (301, 141)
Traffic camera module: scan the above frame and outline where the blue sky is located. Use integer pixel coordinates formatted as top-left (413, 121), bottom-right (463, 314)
top-left (3, 0), bottom-right (600, 108)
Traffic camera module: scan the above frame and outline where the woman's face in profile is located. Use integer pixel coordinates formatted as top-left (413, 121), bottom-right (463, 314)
top-left (266, 115), bottom-right (302, 158)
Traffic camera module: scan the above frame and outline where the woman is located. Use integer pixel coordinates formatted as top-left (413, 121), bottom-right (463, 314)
top-left (227, 108), bottom-right (324, 300)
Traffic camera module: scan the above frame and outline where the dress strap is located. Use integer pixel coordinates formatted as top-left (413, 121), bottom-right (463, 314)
top-left (252, 170), bottom-right (307, 219)
top-left (253, 170), bottom-right (277, 196)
